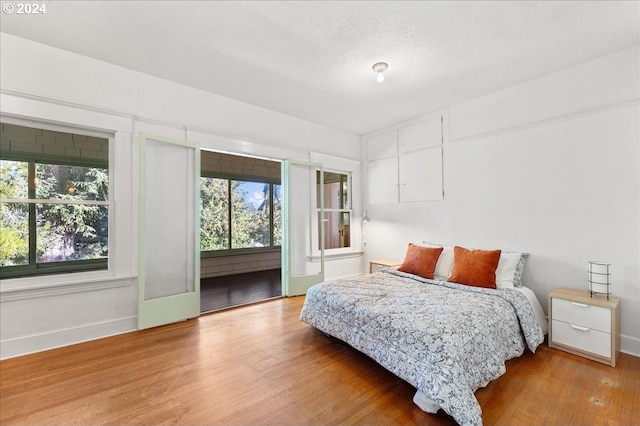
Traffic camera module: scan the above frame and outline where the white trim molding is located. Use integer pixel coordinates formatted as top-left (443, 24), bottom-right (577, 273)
top-left (0, 276), bottom-right (135, 302)
top-left (0, 315), bottom-right (137, 360)
top-left (621, 334), bottom-right (640, 358)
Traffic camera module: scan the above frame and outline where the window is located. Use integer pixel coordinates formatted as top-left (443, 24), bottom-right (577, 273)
top-left (201, 177), bottom-right (281, 253)
top-left (0, 124), bottom-right (109, 278)
top-left (317, 171), bottom-right (351, 250)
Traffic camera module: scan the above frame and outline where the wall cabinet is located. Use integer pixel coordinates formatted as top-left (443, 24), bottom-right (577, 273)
top-left (367, 130), bottom-right (398, 204)
top-left (367, 114), bottom-right (443, 204)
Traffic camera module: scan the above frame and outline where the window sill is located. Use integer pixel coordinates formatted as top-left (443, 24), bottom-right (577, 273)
top-left (201, 246), bottom-right (281, 258)
top-left (310, 250), bottom-right (364, 262)
top-left (0, 273), bottom-right (135, 302)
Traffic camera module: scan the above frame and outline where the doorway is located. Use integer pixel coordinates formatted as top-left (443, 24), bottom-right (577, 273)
top-left (199, 150), bottom-right (282, 313)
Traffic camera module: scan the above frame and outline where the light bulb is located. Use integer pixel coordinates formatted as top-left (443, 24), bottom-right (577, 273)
top-left (372, 62), bottom-right (388, 83)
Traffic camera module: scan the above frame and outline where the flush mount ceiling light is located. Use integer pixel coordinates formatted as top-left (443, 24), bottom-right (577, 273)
top-left (372, 62), bottom-right (388, 83)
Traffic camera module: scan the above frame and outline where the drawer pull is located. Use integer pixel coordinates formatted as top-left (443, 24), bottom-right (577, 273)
top-left (569, 324), bottom-right (590, 332)
top-left (569, 301), bottom-right (590, 308)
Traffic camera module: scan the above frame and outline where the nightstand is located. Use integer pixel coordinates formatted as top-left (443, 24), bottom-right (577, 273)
top-left (548, 288), bottom-right (620, 367)
top-left (369, 259), bottom-right (401, 273)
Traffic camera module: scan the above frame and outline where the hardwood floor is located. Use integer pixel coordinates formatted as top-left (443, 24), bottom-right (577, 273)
top-left (1, 296), bottom-right (638, 425)
top-left (200, 269), bottom-right (282, 313)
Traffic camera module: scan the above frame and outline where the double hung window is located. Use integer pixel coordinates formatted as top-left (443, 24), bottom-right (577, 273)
top-left (317, 171), bottom-right (351, 250)
top-left (0, 124), bottom-right (109, 278)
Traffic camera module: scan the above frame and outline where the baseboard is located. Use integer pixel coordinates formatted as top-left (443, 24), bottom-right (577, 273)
top-left (3, 313), bottom-right (637, 361)
top-left (0, 316), bottom-right (137, 360)
top-left (201, 267), bottom-right (281, 279)
top-left (621, 334), bottom-right (640, 358)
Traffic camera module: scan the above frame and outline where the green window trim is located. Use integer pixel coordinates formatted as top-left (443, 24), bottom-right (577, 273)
top-left (0, 258), bottom-right (108, 279)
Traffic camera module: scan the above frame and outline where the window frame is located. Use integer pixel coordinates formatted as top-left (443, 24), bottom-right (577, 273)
top-left (200, 171), bottom-right (282, 258)
top-left (0, 125), bottom-right (111, 279)
top-left (316, 169), bottom-right (353, 253)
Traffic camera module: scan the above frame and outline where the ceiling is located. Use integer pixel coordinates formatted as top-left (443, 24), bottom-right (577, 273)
top-left (1, 1), bottom-right (638, 135)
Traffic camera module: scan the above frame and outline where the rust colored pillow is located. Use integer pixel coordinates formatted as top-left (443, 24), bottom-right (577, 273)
top-left (397, 244), bottom-right (444, 279)
top-left (448, 246), bottom-right (502, 289)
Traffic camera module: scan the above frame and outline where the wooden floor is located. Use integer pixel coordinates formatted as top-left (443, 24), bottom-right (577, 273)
top-left (1, 296), bottom-right (638, 425)
top-left (200, 269), bottom-right (281, 313)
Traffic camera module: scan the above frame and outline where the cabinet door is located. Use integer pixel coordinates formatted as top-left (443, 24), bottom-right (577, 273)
top-left (399, 115), bottom-right (442, 153)
top-left (367, 114), bottom-right (444, 204)
top-left (368, 156), bottom-right (398, 204)
top-left (399, 146), bottom-right (443, 202)
top-left (398, 115), bottom-right (443, 202)
top-left (367, 130), bottom-right (397, 160)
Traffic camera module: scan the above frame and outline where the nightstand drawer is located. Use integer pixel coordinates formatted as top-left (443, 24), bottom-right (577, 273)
top-left (552, 298), bottom-right (610, 332)
top-left (551, 319), bottom-right (611, 358)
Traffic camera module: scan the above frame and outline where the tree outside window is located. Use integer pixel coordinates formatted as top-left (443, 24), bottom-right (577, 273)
top-left (201, 177), bottom-right (281, 252)
top-left (1, 160), bottom-right (109, 277)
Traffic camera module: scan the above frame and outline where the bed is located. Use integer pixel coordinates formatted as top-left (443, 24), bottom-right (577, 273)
top-left (299, 246), bottom-right (546, 426)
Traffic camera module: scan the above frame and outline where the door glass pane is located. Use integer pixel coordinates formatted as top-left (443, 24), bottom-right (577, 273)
top-left (144, 140), bottom-right (195, 300)
top-left (201, 177), bottom-right (229, 250)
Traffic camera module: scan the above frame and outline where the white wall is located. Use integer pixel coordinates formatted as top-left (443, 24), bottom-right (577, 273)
top-left (0, 33), bottom-right (361, 359)
top-left (364, 46), bottom-right (640, 356)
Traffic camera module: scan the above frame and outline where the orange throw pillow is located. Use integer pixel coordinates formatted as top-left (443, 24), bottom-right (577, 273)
top-left (448, 246), bottom-right (502, 289)
top-left (397, 244), bottom-right (444, 279)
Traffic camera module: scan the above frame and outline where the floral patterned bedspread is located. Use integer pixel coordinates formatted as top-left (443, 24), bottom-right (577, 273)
top-left (299, 268), bottom-right (544, 426)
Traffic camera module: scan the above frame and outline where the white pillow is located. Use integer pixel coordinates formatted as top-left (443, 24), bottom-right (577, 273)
top-left (496, 252), bottom-right (529, 289)
top-left (420, 242), bottom-right (454, 281)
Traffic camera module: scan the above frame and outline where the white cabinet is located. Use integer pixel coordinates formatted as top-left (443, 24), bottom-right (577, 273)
top-left (367, 130), bottom-right (399, 204)
top-left (368, 156), bottom-right (398, 204)
top-left (398, 115), bottom-right (442, 152)
top-left (548, 288), bottom-right (620, 367)
top-left (366, 113), bottom-right (444, 204)
top-left (367, 130), bottom-right (398, 161)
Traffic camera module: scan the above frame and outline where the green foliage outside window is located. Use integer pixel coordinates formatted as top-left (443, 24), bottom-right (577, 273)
top-left (200, 178), bottom-right (281, 252)
top-left (200, 177), bottom-right (229, 250)
top-left (0, 160), bottom-right (109, 270)
top-left (0, 161), bottom-right (29, 265)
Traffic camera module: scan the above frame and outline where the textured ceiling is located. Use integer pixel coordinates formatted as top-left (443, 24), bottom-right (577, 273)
top-left (1, 1), bottom-right (638, 135)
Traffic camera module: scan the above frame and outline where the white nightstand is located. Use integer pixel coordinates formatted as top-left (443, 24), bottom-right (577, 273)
top-left (369, 259), bottom-right (401, 273)
top-left (548, 288), bottom-right (620, 367)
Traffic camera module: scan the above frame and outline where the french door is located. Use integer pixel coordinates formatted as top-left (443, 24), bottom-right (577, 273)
top-left (282, 160), bottom-right (325, 296)
top-left (138, 133), bottom-right (200, 329)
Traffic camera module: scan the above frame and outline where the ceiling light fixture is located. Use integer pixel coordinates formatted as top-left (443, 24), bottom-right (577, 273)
top-left (372, 62), bottom-right (388, 83)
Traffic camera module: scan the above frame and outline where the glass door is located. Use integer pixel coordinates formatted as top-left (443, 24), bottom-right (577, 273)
top-left (281, 160), bottom-right (324, 296)
top-left (138, 133), bottom-right (200, 329)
